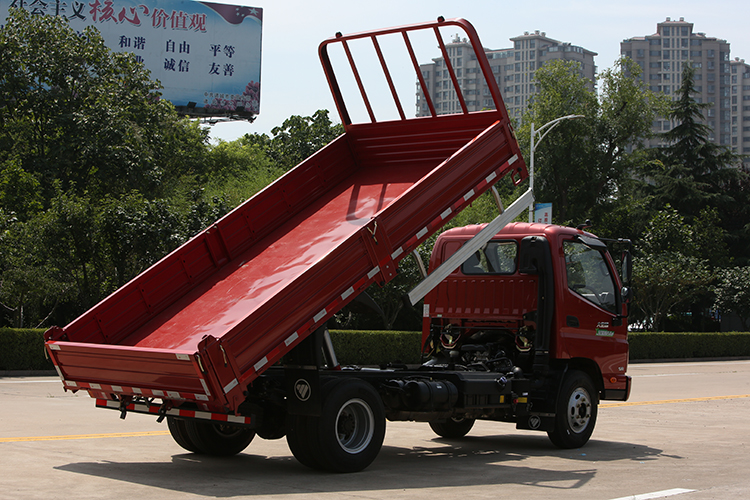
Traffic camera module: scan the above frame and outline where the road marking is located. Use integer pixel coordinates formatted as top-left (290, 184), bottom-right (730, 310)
top-left (0, 431), bottom-right (170, 443)
top-left (609, 488), bottom-right (695, 500)
top-left (601, 394), bottom-right (750, 408)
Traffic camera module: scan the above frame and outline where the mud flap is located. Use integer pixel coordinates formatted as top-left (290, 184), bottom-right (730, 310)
top-left (516, 414), bottom-right (555, 432)
top-left (285, 368), bottom-right (322, 416)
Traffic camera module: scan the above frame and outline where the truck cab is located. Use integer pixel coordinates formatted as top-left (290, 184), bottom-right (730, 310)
top-left (422, 222), bottom-right (631, 446)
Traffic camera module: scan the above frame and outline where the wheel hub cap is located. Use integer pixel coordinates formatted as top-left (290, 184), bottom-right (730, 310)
top-left (567, 387), bottom-right (592, 434)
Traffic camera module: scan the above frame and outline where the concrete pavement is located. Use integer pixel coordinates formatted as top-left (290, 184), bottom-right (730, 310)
top-left (2, 361), bottom-right (750, 499)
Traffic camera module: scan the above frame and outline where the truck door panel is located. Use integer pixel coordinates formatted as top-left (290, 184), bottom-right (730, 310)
top-left (557, 240), bottom-right (628, 380)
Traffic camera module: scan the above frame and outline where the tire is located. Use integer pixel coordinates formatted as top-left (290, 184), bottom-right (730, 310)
top-left (547, 370), bottom-right (598, 449)
top-left (286, 414), bottom-right (324, 469)
top-left (167, 417), bottom-right (201, 453)
top-left (257, 409), bottom-right (286, 440)
top-left (429, 416), bottom-right (476, 438)
top-left (183, 419), bottom-right (255, 456)
top-left (311, 378), bottom-right (386, 473)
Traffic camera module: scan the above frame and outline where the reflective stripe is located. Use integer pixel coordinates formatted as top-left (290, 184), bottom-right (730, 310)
top-left (96, 399), bottom-right (253, 425)
top-left (313, 309), bottom-right (327, 323)
top-left (254, 356), bottom-right (268, 372)
top-left (285, 332), bottom-right (299, 346)
top-left (223, 378), bottom-right (239, 393)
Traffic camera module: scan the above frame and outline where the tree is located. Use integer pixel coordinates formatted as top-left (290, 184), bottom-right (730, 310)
top-left (243, 110), bottom-right (344, 171)
top-left (200, 140), bottom-right (283, 208)
top-left (0, 212), bottom-right (71, 328)
top-left (649, 64), bottom-right (743, 220)
top-left (100, 193), bottom-right (184, 288)
top-left (517, 58), bottom-right (666, 226)
top-left (631, 206), bottom-right (717, 331)
top-left (642, 64), bottom-right (750, 269)
top-left (713, 267), bottom-right (750, 331)
top-left (0, 10), bottom-right (214, 327)
top-left (0, 9), bottom-right (210, 202)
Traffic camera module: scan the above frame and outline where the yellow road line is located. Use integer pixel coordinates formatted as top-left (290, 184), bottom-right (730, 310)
top-left (0, 430), bottom-right (170, 443)
top-left (601, 394), bottom-right (750, 408)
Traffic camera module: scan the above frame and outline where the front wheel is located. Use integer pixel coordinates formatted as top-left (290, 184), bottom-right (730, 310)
top-left (547, 370), bottom-right (598, 449)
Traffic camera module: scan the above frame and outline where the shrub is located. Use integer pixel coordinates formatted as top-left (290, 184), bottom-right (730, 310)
top-left (628, 331), bottom-right (750, 360)
top-left (0, 328), bottom-right (54, 371)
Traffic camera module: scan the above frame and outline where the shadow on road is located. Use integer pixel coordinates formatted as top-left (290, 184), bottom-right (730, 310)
top-left (54, 434), bottom-right (675, 497)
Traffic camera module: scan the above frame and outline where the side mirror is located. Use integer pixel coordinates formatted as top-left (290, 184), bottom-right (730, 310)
top-left (621, 250), bottom-right (632, 287)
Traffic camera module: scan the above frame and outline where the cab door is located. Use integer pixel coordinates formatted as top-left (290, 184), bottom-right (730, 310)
top-left (556, 238), bottom-right (628, 388)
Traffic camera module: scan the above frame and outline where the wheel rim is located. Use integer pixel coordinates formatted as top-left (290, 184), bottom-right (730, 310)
top-left (566, 387), bottom-right (592, 434)
top-left (335, 398), bottom-right (374, 454)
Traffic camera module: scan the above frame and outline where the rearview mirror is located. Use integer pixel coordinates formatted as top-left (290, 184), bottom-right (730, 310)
top-left (621, 250), bottom-right (632, 287)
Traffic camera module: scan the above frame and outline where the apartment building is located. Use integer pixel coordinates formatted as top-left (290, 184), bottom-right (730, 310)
top-left (621, 17), bottom-right (750, 165)
top-left (416, 31), bottom-right (596, 120)
top-left (730, 58), bottom-right (750, 163)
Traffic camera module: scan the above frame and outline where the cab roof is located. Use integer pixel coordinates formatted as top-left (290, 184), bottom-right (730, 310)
top-left (437, 222), bottom-right (593, 241)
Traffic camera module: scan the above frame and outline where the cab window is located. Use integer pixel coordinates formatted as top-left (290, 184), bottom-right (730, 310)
top-left (563, 240), bottom-right (617, 313)
top-left (461, 241), bottom-right (517, 275)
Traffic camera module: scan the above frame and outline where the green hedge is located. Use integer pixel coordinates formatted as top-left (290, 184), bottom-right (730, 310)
top-left (329, 330), bottom-right (423, 366)
top-left (0, 328), bottom-right (54, 371)
top-left (628, 332), bottom-right (750, 360)
top-left (3, 329), bottom-right (750, 373)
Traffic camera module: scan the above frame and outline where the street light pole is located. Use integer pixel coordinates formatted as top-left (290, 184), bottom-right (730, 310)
top-left (528, 114), bottom-right (585, 223)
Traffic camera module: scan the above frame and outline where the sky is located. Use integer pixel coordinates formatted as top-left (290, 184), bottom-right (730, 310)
top-left (207, 0), bottom-right (750, 142)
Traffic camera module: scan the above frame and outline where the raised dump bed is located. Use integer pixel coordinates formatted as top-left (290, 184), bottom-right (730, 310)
top-left (45, 18), bottom-right (528, 414)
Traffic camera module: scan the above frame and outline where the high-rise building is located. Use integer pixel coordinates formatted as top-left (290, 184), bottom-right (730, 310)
top-left (621, 17), bottom-right (750, 166)
top-left (416, 31), bottom-right (596, 120)
top-left (730, 58), bottom-right (750, 164)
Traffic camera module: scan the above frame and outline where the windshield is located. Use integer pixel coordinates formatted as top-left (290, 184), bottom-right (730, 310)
top-left (563, 240), bottom-right (617, 313)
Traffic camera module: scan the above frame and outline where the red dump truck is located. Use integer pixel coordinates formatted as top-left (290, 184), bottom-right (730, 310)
top-left (44, 18), bottom-right (632, 473)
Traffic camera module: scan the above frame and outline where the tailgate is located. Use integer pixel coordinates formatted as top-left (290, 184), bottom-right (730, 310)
top-left (46, 341), bottom-right (220, 407)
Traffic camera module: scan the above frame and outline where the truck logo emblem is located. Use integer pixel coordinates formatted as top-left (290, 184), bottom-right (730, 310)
top-left (294, 379), bottom-right (312, 401)
top-left (528, 416), bottom-right (541, 430)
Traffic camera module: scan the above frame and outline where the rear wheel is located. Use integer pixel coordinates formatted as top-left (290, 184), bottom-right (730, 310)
top-left (183, 419), bottom-right (255, 456)
top-left (317, 379), bottom-right (385, 472)
top-left (288, 378), bottom-right (385, 472)
top-left (167, 417), bottom-right (201, 453)
top-left (429, 416), bottom-right (475, 438)
top-left (547, 370), bottom-right (598, 449)
top-left (286, 414), bottom-right (323, 469)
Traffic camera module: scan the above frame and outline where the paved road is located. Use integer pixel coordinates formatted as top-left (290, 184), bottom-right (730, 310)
top-left (2, 360), bottom-right (750, 500)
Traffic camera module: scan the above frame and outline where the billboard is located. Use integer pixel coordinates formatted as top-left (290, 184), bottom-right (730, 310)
top-left (534, 202), bottom-right (552, 224)
top-left (1, 0), bottom-right (262, 119)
